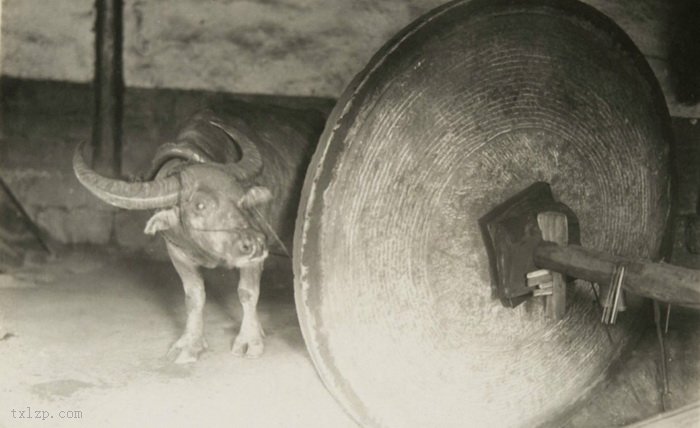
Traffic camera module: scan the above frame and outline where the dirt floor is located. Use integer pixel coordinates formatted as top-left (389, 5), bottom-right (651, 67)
top-left (0, 245), bottom-right (698, 428)
top-left (0, 247), bottom-right (355, 428)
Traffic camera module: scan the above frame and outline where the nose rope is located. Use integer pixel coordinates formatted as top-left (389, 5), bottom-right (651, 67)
top-left (188, 226), bottom-right (249, 232)
top-left (185, 208), bottom-right (291, 259)
top-left (249, 205), bottom-right (291, 259)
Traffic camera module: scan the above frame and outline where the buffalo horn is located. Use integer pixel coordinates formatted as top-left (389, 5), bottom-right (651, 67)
top-left (73, 141), bottom-right (181, 209)
top-left (209, 120), bottom-right (263, 180)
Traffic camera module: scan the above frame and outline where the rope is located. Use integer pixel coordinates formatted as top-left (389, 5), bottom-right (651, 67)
top-left (250, 205), bottom-right (291, 258)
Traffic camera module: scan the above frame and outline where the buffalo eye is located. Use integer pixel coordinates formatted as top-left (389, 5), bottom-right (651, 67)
top-left (189, 191), bottom-right (217, 213)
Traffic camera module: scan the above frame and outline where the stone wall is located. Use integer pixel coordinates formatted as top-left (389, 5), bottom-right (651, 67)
top-left (1, 0), bottom-right (94, 83)
top-left (0, 0), bottom-right (445, 96)
top-left (0, 78), bottom-right (332, 259)
top-left (1, 0), bottom-right (699, 116)
top-left (122, 0), bottom-right (446, 97)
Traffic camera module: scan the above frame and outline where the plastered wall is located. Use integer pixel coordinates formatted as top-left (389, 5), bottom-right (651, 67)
top-left (2, 0), bottom-right (699, 117)
top-left (1, 0), bottom-right (445, 97)
top-left (1, 0), bottom-right (95, 83)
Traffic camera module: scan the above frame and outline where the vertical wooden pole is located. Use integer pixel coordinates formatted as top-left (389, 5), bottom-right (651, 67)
top-left (92, 0), bottom-right (123, 176)
top-left (0, 0), bottom-right (3, 78)
top-left (1, 0), bottom-right (4, 141)
top-left (537, 212), bottom-right (568, 320)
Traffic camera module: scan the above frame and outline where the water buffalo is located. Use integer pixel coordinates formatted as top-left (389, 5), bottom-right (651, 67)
top-left (73, 106), bottom-right (321, 363)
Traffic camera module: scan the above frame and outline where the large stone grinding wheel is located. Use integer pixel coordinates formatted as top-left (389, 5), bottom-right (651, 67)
top-left (293, 0), bottom-right (673, 426)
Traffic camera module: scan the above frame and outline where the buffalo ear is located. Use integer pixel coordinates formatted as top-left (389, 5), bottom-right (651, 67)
top-left (239, 186), bottom-right (272, 209)
top-left (144, 207), bottom-right (179, 235)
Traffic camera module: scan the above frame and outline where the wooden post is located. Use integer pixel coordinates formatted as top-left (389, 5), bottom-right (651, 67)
top-left (92, 0), bottom-right (123, 176)
top-left (537, 212), bottom-right (568, 320)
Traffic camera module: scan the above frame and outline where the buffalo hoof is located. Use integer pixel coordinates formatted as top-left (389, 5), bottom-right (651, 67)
top-left (232, 335), bottom-right (264, 358)
top-left (168, 334), bottom-right (208, 364)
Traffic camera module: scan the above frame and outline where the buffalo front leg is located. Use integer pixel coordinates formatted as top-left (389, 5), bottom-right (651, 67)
top-left (232, 261), bottom-right (265, 358)
top-left (166, 242), bottom-right (208, 364)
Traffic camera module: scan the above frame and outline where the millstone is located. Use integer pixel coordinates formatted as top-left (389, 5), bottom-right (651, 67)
top-left (294, 0), bottom-right (672, 426)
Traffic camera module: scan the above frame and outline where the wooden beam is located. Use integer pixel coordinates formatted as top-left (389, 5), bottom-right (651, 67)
top-left (534, 243), bottom-right (700, 309)
top-left (92, 0), bottom-right (123, 176)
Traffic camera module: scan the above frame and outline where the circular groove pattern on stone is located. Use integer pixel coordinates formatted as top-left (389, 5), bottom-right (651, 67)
top-left (294, 0), bottom-right (672, 427)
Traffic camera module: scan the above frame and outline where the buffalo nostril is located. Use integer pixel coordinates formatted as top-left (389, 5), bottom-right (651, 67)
top-left (239, 239), bottom-right (254, 254)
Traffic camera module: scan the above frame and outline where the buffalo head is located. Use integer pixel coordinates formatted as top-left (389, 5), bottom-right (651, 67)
top-left (73, 123), bottom-right (273, 268)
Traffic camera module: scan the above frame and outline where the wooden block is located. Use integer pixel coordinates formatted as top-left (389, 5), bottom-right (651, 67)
top-left (526, 269), bottom-right (550, 279)
top-left (527, 273), bottom-right (553, 288)
top-left (537, 212), bottom-right (568, 320)
top-left (533, 288), bottom-right (553, 297)
top-left (537, 281), bottom-right (554, 289)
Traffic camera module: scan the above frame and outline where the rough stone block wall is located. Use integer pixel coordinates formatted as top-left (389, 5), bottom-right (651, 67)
top-left (1, 0), bottom-right (94, 82)
top-left (0, 79), bottom-right (332, 259)
top-left (1, 0), bottom-right (698, 117)
top-left (122, 0), bottom-right (445, 97)
top-left (1, 0), bottom-right (445, 97)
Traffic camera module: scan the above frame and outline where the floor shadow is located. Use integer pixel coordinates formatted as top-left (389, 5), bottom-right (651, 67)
top-left (202, 267), bottom-right (240, 321)
top-left (117, 254), bottom-right (185, 332)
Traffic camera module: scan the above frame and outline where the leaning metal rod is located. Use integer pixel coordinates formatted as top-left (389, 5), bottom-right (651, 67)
top-left (601, 269), bottom-right (616, 323)
top-left (589, 282), bottom-right (614, 344)
top-left (653, 300), bottom-right (671, 412)
top-left (0, 176), bottom-right (52, 255)
top-left (601, 264), bottom-right (625, 324)
top-left (610, 265), bottom-right (625, 324)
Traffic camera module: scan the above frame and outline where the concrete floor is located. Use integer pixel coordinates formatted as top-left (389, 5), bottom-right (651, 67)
top-left (0, 247), bottom-right (355, 428)
top-left (0, 246), bottom-right (699, 428)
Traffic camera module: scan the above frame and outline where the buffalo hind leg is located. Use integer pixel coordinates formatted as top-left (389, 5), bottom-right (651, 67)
top-left (232, 261), bottom-right (265, 358)
top-left (166, 242), bottom-right (208, 364)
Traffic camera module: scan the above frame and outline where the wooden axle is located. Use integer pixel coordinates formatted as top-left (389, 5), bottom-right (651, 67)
top-left (480, 183), bottom-right (700, 315)
top-left (534, 241), bottom-right (700, 309)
